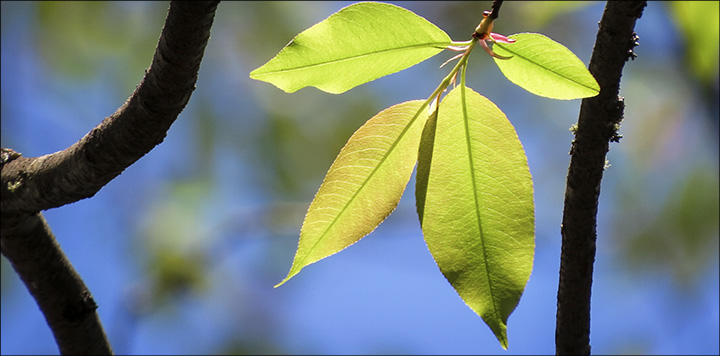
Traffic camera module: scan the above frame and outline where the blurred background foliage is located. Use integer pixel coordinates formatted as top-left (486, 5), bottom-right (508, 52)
top-left (1, 1), bottom-right (718, 355)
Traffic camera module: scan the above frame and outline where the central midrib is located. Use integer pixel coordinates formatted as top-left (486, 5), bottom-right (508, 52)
top-left (294, 102), bottom-right (428, 271)
top-left (257, 41), bottom-right (450, 74)
top-left (460, 85), bottom-right (504, 329)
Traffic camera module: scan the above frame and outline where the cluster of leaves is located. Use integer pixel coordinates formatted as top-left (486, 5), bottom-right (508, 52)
top-left (250, 2), bottom-right (598, 349)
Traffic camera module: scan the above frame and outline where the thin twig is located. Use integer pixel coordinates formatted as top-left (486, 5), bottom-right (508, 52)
top-left (488, 0), bottom-right (503, 19)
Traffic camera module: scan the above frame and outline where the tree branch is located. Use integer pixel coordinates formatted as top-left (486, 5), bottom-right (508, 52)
top-left (555, 2), bottom-right (646, 355)
top-left (1, 212), bottom-right (112, 355)
top-left (1, 0), bottom-right (219, 213)
top-left (488, 0), bottom-right (503, 20)
top-left (1, 1), bottom-right (220, 354)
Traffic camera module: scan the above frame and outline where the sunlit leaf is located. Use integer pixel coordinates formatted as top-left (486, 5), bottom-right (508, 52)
top-left (493, 33), bottom-right (599, 99)
top-left (416, 86), bottom-right (535, 348)
top-left (250, 2), bottom-right (451, 94)
top-left (276, 100), bottom-right (428, 286)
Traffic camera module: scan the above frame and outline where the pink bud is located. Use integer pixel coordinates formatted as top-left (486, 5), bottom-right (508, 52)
top-left (480, 39), bottom-right (513, 60)
top-left (490, 33), bottom-right (515, 44)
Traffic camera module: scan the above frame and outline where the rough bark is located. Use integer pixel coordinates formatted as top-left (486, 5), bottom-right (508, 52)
top-left (1, 1), bottom-right (220, 354)
top-left (555, 2), bottom-right (646, 355)
top-left (1, 212), bottom-right (112, 355)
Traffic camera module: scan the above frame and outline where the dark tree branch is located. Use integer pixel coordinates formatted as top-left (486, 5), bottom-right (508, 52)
top-left (473, 0), bottom-right (504, 39)
top-left (1, 0), bottom-right (219, 213)
top-left (488, 0), bottom-right (503, 20)
top-left (1, 212), bottom-right (112, 355)
top-left (555, 1), bottom-right (646, 355)
top-left (1, 1), bottom-right (220, 354)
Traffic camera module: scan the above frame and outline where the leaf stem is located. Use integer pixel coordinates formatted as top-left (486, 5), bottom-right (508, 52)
top-left (426, 38), bottom-right (479, 112)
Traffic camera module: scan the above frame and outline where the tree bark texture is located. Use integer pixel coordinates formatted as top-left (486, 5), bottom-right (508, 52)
top-left (555, 2), bottom-right (646, 355)
top-left (1, 212), bottom-right (112, 355)
top-left (1, 1), bottom-right (220, 354)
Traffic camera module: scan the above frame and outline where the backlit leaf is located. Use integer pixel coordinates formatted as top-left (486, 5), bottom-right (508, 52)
top-left (416, 86), bottom-right (535, 348)
top-left (250, 2), bottom-right (451, 94)
top-left (493, 33), bottom-right (599, 100)
top-left (276, 100), bottom-right (428, 286)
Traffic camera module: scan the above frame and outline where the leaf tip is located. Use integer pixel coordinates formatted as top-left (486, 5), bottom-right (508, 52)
top-left (274, 266), bottom-right (302, 288)
top-left (273, 280), bottom-right (287, 288)
top-left (493, 325), bottom-right (509, 350)
top-left (248, 65), bottom-right (264, 80)
top-left (500, 333), bottom-right (509, 350)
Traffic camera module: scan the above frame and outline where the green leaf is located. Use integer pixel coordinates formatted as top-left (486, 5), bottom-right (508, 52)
top-left (249, 2), bottom-right (451, 94)
top-left (416, 86), bottom-right (535, 348)
top-left (493, 33), bottom-right (599, 100)
top-left (276, 100), bottom-right (428, 287)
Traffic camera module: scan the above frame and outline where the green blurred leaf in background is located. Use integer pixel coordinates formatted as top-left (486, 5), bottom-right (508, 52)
top-left (668, 1), bottom-right (720, 85)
